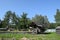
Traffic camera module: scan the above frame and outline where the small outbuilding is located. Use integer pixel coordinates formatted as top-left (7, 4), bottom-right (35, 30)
top-left (56, 26), bottom-right (60, 34)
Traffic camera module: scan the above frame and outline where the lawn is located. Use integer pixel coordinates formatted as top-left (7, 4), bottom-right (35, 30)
top-left (0, 32), bottom-right (60, 40)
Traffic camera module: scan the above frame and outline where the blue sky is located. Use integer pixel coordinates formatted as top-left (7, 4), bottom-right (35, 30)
top-left (0, 0), bottom-right (60, 23)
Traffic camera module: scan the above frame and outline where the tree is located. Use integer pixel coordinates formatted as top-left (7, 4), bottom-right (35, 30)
top-left (4, 11), bottom-right (12, 27)
top-left (55, 9), bottom-right (60, 26)
top-left (32, 14), bottom-right (50, 28)
top-left (32, 14), bottom-right (44, 25)
top-left (0, 19), bottom-right (2, 27)
top-left (3, 11), bottom-right (31, 30)
top-left (3, 11), bottom-right (20, 29)
top-left (49, 23), bottom-right (57, 29)
top-left (20, 12), bottom-right (29, 30)
top-left (11, 12), bottom-right (20, 29)
top-left (44, 16), bottom-right (50, 28)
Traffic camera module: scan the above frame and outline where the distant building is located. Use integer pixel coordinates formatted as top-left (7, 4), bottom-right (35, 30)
top-left (56, 26), bottom-right (60, 34)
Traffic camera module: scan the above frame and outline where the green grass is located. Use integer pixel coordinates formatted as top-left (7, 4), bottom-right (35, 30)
top-left (0, 32), bottom-right (60, 40)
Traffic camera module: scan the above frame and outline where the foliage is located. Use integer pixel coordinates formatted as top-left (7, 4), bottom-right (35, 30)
top-left (0, 10), bottom-right (51, 30)
top-left (44, 16), bottom-right (50, 28)
top-left (3, 11), bottom-right (20, 29)
top-left (32, 14), bottom-right (44, 25)
top-left (0, 20), bottom-right (2, 27)
top-left (4, 11), bottom-right (12, 26)
top-left (20, 12), bottom-right (31, 30)
top-left (55, 9), bottom-right (60, 26)
top-left (32, 14), bottom-right (50, 28)
top-left (49, 23), bottom-right (57, 29)
top-left (0, 11), bottom-right (32, 30)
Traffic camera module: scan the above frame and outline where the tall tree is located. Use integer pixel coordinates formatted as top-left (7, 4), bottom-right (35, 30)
top-left (4, 11), bottom-right (12, 27)
top-left (44, 16), bottom-right (50, 28)
top-left (3, 11), bottom-right (19, 29)
top-left (55, 9), bottom-right (60, 26)
top-left (49, 23), bottom-right (57, 29)
top-left (0, 19), bottom-right (2, 27)
top-left (32, 14), bottom-right (49, 28)
top-left (20, 12), bottom-right (29, 29)
top-left (32, 15), bottom-right (43, 25)
top-left (12, 12), bottom-right (20, 29)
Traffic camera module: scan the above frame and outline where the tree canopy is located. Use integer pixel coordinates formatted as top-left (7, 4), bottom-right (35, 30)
top-left (0, 10), bottom-right (51, 30)
top-left (32, 14), bottom-right (50, 28)
top-left (55, 9), bottom-right (60, 26)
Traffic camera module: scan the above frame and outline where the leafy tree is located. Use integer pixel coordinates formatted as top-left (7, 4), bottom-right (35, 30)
top-left (3, 11), bottom-right (31, 30)
top-left (55, 9), bottom-right (60, 26)
top-left (3, 11), bottom-right (19, 29)
top-left (49, 23), bottom-right (57, 29)
top-left (32, 14), bottom-right (44, 25)
top-left (20, 12), bottom-right (29, 30)
top-left (0, 19), bottom-right (2, 27)
top-left (32, 14), bottom-right (50, 28)
top-left (44, 16), bottom-right (50, 28)
top-left (10, 12), bottom-right (21, 30)
top-left (4, 11), bottom-right (12, 27)
top-left (11, 12), bottom-right (19, 29)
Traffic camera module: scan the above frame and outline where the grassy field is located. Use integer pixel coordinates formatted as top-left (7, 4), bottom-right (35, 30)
top-left (0, 32), bottom-right (60, 40)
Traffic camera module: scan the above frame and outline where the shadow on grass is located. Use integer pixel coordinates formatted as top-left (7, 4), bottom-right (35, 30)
top-left (38, 32), bottom-right (52, 34)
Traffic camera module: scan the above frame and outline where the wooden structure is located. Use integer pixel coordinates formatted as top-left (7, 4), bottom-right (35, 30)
top-left (56, 26), bottom-right (60, 34)
top-left (29, 22), bottom-right (46, 34)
